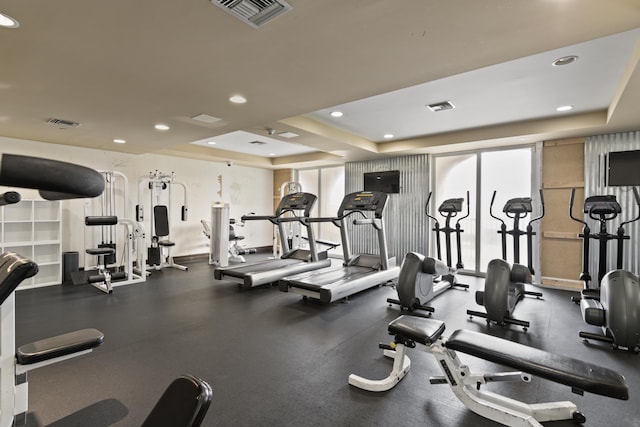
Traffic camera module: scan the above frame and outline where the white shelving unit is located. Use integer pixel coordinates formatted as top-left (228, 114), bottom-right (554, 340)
top-left (1, 200), bottom-right (62, 288)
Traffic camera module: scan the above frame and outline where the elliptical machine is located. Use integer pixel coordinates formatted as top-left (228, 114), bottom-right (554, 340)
top-left (467, 190), bottom-right (544, 331)
top-left (388, 192), bottom-right (469, 314)
top-left (569, 188), bottom-right (640, 352)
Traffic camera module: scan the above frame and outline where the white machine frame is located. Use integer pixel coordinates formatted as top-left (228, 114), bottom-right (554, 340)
top-left (137, 170), bottom-right (188, 271)
top-left (84, 171), bottom-right (146, 293)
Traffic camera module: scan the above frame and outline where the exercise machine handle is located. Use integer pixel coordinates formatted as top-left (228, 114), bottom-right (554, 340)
top-left (425, 191), bottom-right (438, 225)
top-left (0, 191), bottom-right (20, 206)
top-left (0, 154), bottom-right (104, 200)
top-left (456, 191), bottom-right (471, 225)
top-left (489, 191), bottom-right (506, 228)
top-left (528, 189), bottom-right (545, 226)
top-left (569, 188), bottom-right (588, 227)
top-left (620, 187), bottom-right (640, 228)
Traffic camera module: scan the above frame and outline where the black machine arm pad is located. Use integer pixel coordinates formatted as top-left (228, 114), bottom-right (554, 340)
top-left (0, 253), bottom-right (38, 306)
top-left (388, 315), bottom-right (446, 346)
top-left (0, 154), bottom-right (104, 199)
top-left (16, 328), bottom-right (105, 365)
top-left (446, 329), bottom-right (629, 400)
top-left (0, 191), bottom-right (20, 206)
top-left (85, 215), bottom-right (118, 226)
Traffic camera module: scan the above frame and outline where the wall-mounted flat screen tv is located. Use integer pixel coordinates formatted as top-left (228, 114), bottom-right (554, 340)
top-left (364, 170), bottom-right (400, 193)
top-left (607, 150), bottom-right (640, 186)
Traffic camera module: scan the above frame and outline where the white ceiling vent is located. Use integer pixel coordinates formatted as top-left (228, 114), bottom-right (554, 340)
top-left (211, 0), bottom-right (292, 28)
top-left (46, 118), bottom-right (80, 129)
top-left (427, 101), bottom-right (455, 112)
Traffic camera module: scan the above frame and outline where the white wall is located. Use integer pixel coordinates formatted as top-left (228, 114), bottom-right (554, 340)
top-left (0, 137), bottom-right (274, 267)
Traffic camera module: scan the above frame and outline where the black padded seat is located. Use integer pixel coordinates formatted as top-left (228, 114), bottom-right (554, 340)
top-left (17, 328), bottom-right (105, 365)
top-left (141, 374), bottom-right (213, 427)
top-left (157, 240), bottom-right (175, 247)
top-left (388, 315), bottom-right (446, 346)
top-left (446, 329), bottom-right (629, 400)
top-left (86, 248), bottom-right (116, 256)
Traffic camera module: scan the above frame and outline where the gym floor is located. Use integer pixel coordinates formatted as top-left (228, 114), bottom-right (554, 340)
top-left (15, 255), bottom-right (640, 426)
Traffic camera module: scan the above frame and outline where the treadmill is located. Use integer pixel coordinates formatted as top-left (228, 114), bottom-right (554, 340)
top-left (213, 192), bottom-right (332, 288)
top-left (279, 191), bottom-right (400, 303)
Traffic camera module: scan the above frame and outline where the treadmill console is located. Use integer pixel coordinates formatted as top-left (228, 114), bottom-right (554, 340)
top-left (338, 191), bottom-right (388, 218)
top-left (275, 192), bottom-right (317, 217)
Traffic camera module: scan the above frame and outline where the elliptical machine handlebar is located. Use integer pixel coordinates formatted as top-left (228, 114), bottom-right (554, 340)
top-left (489, 191), bottom-right (507, 229)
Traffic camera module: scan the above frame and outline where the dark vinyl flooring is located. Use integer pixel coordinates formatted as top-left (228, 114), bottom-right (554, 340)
top-left (14, 256), bottom-right (640, 427)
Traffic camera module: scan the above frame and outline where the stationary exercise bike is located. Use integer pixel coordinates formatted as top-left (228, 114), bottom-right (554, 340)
top-left (467, 190), bottom-right (544, 330)
top-left (569, 188), bottom-right (640, 352)
top-left (387, 192), bottom-right (469, 314)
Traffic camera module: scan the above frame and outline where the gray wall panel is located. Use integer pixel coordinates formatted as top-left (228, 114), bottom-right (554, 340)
top-left (345, 155), bottom-right (429, 265)
top-left (584, 131), bottom-right (640, 279)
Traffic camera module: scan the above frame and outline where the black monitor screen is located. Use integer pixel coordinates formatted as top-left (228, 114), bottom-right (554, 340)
top-left (363, 170), bottom-right (400, 193)
top-left (607, 150), bottom-right (640, 186)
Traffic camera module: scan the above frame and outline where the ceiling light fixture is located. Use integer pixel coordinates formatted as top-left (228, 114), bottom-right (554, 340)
top-left (207, 141), bottom-right (217, 145)
top-left (0, 12), bottom-right (19, 28)
top-left (113, 139), bottom-right (126, 144)
top-left (552, 55), bottom-right (578, 67)
top-left (268, 153), bottom-right (276, 156)
top-left (383, 134), bottom-right (394, 139)
top-left (556, 105), bottom-right (573, 112)
top-left (330, 111), bottom-right (343, 117)
top-left (154, 123), bottom-right (170, 131)
top-left (229, 95), bottom-right (247, 104)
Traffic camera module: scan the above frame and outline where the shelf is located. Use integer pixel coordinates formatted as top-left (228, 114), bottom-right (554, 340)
top-left (543, 231), bottom-right (580, 240)
top-left (1, 200), bottom-right (62, 288)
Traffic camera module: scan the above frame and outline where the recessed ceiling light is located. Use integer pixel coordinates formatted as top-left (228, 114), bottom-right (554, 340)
top-left (207, 141), bottom-right (217, 145)
top-left (154, 123), bottom-right (170, 131)
top-left (268, 153), bottom-right (276, 156)
top-left (0, 12), bottom-right (19, 28)
top-left (383, 134), bottom-right (394, 139)
top-left (330, 111), bottom-right (343, 117)
top-left (552, 55), bottom-right (578, 67)
top-left (556, 105), bottom-right (573, 112)
top-left (229, 95), bottom-right (247, 104)
top-left (113, 139), bottom-right (126, 144)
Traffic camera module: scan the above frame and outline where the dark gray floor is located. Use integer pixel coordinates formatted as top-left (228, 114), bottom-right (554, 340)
top-left (14, 257), bottom-right (640, 426)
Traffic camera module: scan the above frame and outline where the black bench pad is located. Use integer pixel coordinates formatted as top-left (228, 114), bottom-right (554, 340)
top-left (388, 315), bottom-right (446, 346)
top-left (17, 328), bottom-right (105, 365)
top-left (446, 329), bottom-right (629, 400)
top-left (86, 248), bottom-right (116, 256)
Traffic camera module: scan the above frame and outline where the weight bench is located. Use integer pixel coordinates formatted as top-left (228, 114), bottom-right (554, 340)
top-left (349, 315), bottom-right (628, 427)
top-left (0, 252), bottom-right (105, 423)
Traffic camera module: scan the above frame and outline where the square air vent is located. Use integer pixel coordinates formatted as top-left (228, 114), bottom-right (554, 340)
top-left (211, 0), bottom-right (292, 28)
top-left (46, 118), bottom-right (80, 128)
top-left (427, 101), bottom-right (455, 112)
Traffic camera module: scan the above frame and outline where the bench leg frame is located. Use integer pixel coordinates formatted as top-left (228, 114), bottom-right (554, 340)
top-left (349, 339), bottom-right (581, 427)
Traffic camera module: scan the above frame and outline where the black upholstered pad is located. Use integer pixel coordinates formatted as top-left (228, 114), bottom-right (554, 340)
top-left (141, 374), bottom-right (213, 427)
top-left (446, 329), bottom-right (629, 400)
top-left (17, 328), bottom-right (105, 365)
top-left (158, 240), bottom-right (175, 247)
top-left (86, 248), bottom-right (116, 255)
top-left (388, 315), bottom-right (446, 345)
top-left (0, 252), bottom-right (38, 305)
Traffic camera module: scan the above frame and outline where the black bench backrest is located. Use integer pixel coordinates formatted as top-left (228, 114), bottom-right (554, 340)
top-left (141, 375), bottom-right (213, 427)
top-left (154, 205), bottom-right (170, 237)
top-left (445, 329), bottom-right (629, 400)
top-left (0, 252), bottom-right (38, 305)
